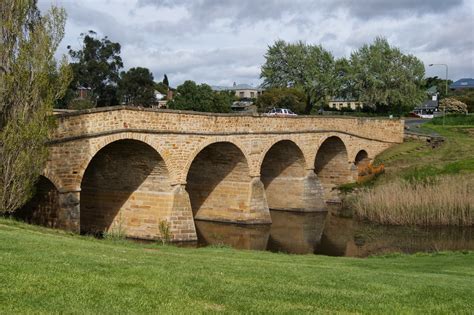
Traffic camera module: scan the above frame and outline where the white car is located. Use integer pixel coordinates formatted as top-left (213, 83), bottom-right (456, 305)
top-left (265, 108), bottom-right (297, 116)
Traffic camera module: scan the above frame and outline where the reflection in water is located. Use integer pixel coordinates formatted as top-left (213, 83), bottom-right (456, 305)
top-left (267, 210), bottom-right (327, 254)
top-left (194, 208), bottom-right (474, 257)
top-left (195, 220), bottom-right (270, 250)
top-left (318, 214), bottom-right (474, 257)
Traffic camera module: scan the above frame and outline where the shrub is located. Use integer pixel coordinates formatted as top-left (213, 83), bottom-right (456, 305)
top-left (103, 215), bottom-right (126, 240)
top-left (430, 114), bottom-right (474, 126)
top-left (158, 219), bottom-right (172, 244)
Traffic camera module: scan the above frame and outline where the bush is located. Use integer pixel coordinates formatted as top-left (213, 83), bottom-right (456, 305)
top-left (158, 219), bottom-right (171, 244)
top-left (430, 114), bottom-right (474, 126)
top-left (439, 98), bottom-right (468, 114)
top-left (68, 99), bottom-right (95, 110)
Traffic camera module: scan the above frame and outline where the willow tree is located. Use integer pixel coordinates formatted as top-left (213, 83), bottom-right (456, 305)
top-left (260, 40), bottom-right (337, 114)
top-left (0, 1), bottom-right (71, 213)
top-left (350, 37), bottom-right (425, 113)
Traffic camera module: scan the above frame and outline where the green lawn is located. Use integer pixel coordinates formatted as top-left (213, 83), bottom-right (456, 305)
top-left (0, 219), bottom-right (473, 314)
top-left (375, 121), bottom-right (474, 183)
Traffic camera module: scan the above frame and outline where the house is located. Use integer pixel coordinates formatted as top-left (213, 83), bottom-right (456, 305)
top-left (450, 78), bottom-right (474, 90)
top-left (328, 98), bottom-right (364, 111)
top-left (155, 90), bottom-right (166, 101)
top-left (212, 83), bottom-right (264, 99)
top-left (151, 88), bottom-right (175, 109)
top-left (412, 88), bottom-right (439, 118)
top-left (76, 86), bottom-right (91, 100)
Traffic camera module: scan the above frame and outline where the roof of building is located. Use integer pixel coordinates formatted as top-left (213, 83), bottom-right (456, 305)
top-left (330, 98), bottom-right (361, 102)
top-left (450, 78), bottom-right (474, 90)
top-left (212, 83), bottom-right (264, 91)
top-left (414, 99), bottom-right (438, 110)
top-left (426, 86), bottom-right (438, 95)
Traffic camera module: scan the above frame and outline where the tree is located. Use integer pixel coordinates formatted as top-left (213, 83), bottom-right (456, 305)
top-left (255, 87), bottom-right (306, 113)
top-left (450, 88), bottom-right (474, 113)
top-left (350, 37), bottom-right (425, 114)
top-left (168, 80), bottom-right (232, 113)
top-left (118, 67), bottom-right (156, 107)
top-left (163, 74), bottom-right (169, 88)
top-left (66, 30), bottom-right (123, 107)
top-left (260, 40), bottom-right (338, 114)
top-left (155, 82), bottom-right (168, 95)
top-left (439, 98), bottom-right (468, 114)
top-left (0, 1), bottom-right (71, 213)
top-left (423, 76), bottom-right (453, 99)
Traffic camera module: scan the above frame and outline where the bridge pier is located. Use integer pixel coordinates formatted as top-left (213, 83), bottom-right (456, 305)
top-left (301, 170), bottom-right (327, 212)
top-left (168, 184), bottom-right (197, 242)
top-left (57, 190), bottom-right (80, 233)
top-left (192, 177), bottom-right (272, 225)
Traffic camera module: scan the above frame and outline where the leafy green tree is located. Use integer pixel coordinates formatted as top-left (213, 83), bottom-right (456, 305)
top-left (350, 37), bottom-right (425, 113)
top-left (423, 76), bottom-right (453, 99)
top-left (155, 82), bottom-right (168, 95)
top-left (118, 67), bottom-right (156, 107)
top-left (66, 30), bottom-right (123, 107)
top-left (334, 57), bottom-right (358, 100)
top-left (163, 74), bottom-right (169, 88)
top-left (255, 87), bottom-right (306, 113)
top-left (0, 0), bottom-right (71, 213)
top-left (168, 80), bottom-right (231, 113)
top-left (450, 88), bottom-right (474, 113)
top-left (439, 98), bottom-right (468, 114)
top-left (260, 40), bottom-right (337, 114)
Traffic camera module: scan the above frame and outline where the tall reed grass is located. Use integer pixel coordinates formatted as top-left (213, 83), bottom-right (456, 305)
top-left (349, 175), bottom-right (473, 226)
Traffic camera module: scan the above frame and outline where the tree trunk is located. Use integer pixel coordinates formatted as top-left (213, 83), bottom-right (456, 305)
top-left (304, 94), bottom-right (313, 114)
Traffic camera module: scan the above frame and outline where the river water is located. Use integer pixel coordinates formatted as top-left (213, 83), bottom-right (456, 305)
top-left (194, 208), bottom-right (473, 257)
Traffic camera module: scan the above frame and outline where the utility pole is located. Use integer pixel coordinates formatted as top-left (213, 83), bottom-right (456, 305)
top-left (429, 64), bottom-right (448, 125)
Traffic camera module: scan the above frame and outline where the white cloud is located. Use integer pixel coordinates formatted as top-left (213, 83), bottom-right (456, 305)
top-left (38, 0), bottom-right (474, 86)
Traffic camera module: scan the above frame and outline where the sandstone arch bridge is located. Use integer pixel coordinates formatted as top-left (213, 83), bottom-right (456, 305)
top-left (18, 107), bottom-right (403, 242)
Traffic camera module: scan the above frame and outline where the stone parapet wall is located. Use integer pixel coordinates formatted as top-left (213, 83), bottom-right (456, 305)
top-left (51, 106), bottom-right (404, 144)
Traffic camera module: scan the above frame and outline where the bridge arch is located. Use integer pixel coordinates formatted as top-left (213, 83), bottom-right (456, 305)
top-left (77, 133), bottom-right (173, 189)
top-left (185, 141), bottom-right (252, 222)
top-left (80, 138), bottom-right (173, 239)
top-left (182, 138), bottom-right (251, 183)
top-left (15, 175), bottom-right (61, 228)
top-left (354, 149), bottom-right (369, 165)
top-left (260, 140), bottom-right (307, 211)
top-left (314, 135), bottom-right (352, 201)
top-left (41, 170), bottom-right (64, 193)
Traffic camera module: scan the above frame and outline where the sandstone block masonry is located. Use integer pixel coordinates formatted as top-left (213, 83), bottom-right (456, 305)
top-left (23, 106), bottom-right (403, 242)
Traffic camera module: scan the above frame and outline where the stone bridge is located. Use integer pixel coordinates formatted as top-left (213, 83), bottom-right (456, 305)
top-left (19, 106), bottom-right (404, 242)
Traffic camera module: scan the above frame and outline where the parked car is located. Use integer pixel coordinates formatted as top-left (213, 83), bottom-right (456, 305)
top-left (265, 108), bottom-right (297, 116)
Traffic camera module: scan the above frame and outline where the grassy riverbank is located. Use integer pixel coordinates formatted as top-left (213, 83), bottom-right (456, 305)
top-left (376, 116), bottom-right (474, 182)
top-left (0, 218), bottom-right (473, 314)
top-left (345, 115), bottom-right (473, 225)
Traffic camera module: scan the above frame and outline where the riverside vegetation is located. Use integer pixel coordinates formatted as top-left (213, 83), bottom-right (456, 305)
top-left (0, 218), bottom-right (472, 314)
top-left (345, 115), bottom-right (473, 226)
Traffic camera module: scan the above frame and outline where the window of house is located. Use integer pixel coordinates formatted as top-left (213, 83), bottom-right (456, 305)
top-left (239, 92), bottom-right (244, 98)
top-left (250, 92), bottom-right (255, 98)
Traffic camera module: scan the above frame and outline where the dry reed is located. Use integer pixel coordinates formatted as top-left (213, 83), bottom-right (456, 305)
top-left (350, 175), bottom-right (473, 226)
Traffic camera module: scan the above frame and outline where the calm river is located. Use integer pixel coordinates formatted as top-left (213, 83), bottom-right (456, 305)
top-left (194, 207), bottom-right (473, 257)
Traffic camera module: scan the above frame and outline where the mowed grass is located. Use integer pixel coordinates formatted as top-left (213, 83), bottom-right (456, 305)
top-left (0, 219), bottom-right (473, 314)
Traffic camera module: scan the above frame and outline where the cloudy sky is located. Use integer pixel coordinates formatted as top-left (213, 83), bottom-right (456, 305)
top-left (38, 0), bottom-right (474, 87)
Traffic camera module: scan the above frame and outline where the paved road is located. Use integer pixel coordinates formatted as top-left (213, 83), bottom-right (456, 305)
top-left (403, 118), bottom-right (440, 136)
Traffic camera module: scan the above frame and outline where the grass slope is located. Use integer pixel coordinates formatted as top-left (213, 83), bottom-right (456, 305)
top-left (0, 219), bottom-right (473, 314)
top-left (375, 122), bottom-right (474, 183)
